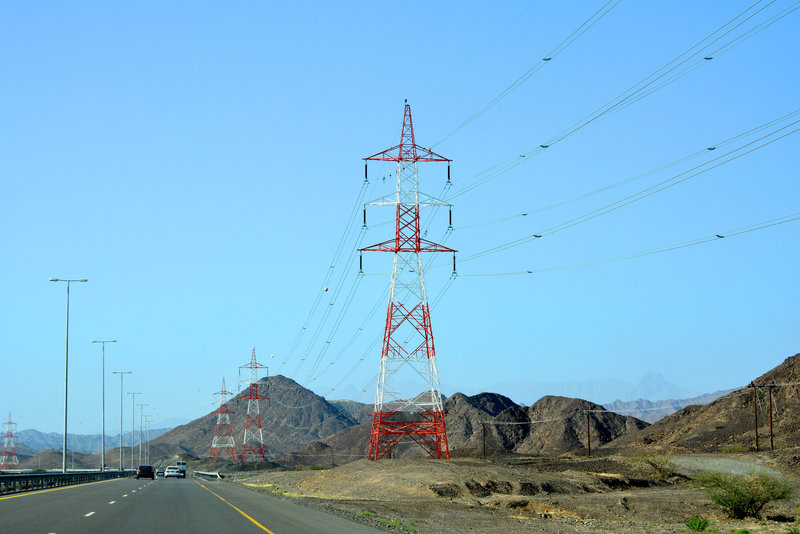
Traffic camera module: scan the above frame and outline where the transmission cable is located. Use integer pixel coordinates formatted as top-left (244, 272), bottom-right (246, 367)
top-left (448, 0), bottom-right (795, 199)
top-left (461, 119), bottom-right (800, 262)
top-left (457, 210), bottom-right (800, 277)
top-left (435, 0), bottom-right (623, 147)
top-left (458, 110), bottom-right (799, 231)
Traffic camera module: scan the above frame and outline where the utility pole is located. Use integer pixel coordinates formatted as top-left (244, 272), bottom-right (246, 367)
top-left (482, 423), bottom-right (486, 459)
top-left (127, 392), bottom-right (140, 468)
top-left (586, 412), bottom-right (591, 458)
top-left (749, 383), bottom-right (758, 452)
top-left (768, 384), bottom-right (775, 451)
top-left (360, 101), bottom-right (454, 461)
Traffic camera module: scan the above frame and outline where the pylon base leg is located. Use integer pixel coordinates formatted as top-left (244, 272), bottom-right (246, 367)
top-left (368, 410), bottom-right (449, 460)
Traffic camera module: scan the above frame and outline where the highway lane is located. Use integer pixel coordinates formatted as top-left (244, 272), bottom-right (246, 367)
top-left (0, 475), bottom-right (384, 534)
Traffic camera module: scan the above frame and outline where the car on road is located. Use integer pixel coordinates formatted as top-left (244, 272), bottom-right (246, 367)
top-left (136, 465), bottom-right (155, 479)
top-left (156, 467), bottom-right (165, 477)
top-left (164, 466), bottom-right (182, 478)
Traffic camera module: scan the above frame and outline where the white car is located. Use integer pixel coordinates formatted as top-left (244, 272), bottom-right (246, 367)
top-left (164, 466), bottom-right (182, 478)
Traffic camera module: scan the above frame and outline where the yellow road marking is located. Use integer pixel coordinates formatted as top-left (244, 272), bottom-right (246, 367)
top-left (193, 480), bottom-right (275, 533)
top-left (0, 477), bottom-right (123, 501)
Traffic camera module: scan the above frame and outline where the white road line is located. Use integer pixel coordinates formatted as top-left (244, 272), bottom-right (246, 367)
top-left (109, 500), bottom-right (116, 504)
top-left (84, 512), bottom-right (95, 517)
top-left (123, 494), bottom-right (128, 497)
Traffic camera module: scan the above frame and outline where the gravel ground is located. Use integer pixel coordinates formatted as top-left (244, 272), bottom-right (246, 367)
top-left (671, 453), bottom-right (785, 477)
top-left (227, 453), bottom-right (800, 533)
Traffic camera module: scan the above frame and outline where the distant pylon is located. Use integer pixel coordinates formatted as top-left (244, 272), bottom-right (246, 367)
top-left (239, 348), bottom-right (269, 463)
top-left (1, 412), bottom-right (20, 471)
top-left (210, 377), bottom-right (237, 462)
top-left (360, 101), bottom-right (454, 460)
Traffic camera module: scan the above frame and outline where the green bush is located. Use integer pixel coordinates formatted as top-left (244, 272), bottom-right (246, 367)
top-left (308, 465), bottom-right (328, 470)
top-left (694, 471), bottom-right (791, 519)
top-left (684, 516), bottom-right (709, 532)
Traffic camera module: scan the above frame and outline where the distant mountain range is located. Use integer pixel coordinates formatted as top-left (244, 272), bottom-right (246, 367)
top-left (17, 428), bottom-right (171, 455)
top-left (604, 390), bottom-right (734, 423)
top-left (485, 372), bottom-right (702, 406)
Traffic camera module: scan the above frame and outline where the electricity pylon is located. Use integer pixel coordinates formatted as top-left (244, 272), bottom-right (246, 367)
top-left (360, 101), bottom-right (454, 460)
top-left (239, 349), bottom-right (269, 462)
top-left (211, 377), bottom-right (237, 462)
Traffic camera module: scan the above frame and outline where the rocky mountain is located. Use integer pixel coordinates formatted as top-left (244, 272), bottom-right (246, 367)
top-left (604, 389), bottom-right (734, 423)
top-left (328, 399), bottom-right (369, 421)
top-left (150, 375), bottom-right (358, 459)
top-left (605, 352), bottom-right (800, 452)
top-left (280, 392), bottom-right (648, 467)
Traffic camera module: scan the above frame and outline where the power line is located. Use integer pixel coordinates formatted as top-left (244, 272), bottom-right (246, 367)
top-left (457, 210), bottom-right (800, 277)
top-left (448, 0), bottom-right (798, 199)
top-left (435, 0), bottom-right (623, 147)
top-left (461, 119), bottom-right (800, 262)
top-left (457, 110), bottom-right (800, 231)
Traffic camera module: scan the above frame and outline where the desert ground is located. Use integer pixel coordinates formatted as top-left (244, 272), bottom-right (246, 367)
top-left (222, 449), bottom-right (800, 534)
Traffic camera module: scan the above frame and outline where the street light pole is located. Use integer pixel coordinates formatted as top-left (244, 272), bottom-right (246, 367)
top-left (91, 339), bottom-right (116, 471)
top-left (144, 415), bottom-right (154, 465)
top-left (127, 392), bottom-right (140, 468)
top-left (50, 277), bottom-right (87, 473)
top-left (137, 403), bottom-right (148, 466)
top-left (113, 371), bottom-right (131, 471)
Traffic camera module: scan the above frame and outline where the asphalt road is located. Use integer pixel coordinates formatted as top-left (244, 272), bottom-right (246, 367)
top-left (0, 475), bottom-right (384, 534)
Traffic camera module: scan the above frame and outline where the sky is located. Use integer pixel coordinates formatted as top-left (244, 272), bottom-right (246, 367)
top-left (1, 1), bottom-right (798, 434)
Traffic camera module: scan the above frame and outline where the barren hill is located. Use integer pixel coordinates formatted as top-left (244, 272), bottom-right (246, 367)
top-left (606, 352), bottom-right (800, 452)
top-left (280, 392), bottom-right (648, 466)
top-left (150, 375), bottom-right (358, 459)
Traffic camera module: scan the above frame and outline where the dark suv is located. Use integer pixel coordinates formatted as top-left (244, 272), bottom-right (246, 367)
top-left (136, 465), bottom-right (155, 479)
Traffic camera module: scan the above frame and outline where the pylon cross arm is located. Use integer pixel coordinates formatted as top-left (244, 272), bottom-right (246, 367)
top-left (364, 144), bottom-right (451, 163)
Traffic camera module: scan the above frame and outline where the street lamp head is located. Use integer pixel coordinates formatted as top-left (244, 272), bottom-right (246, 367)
top-left (79, 279), bottom-right (87, 282)
top-left (91, 340), bottom-right (117, 344)
top-left (49, 278), bottom-right (59, 282)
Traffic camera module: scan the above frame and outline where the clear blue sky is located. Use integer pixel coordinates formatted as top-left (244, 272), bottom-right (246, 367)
top-left (2, 1), bottom-right (798, 434)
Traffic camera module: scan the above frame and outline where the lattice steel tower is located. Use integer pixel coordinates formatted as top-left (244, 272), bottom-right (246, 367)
top-left (239, 348), bottom-right (269, 463)
top-left (1, 412), bottom-right (20, 470)
top-left (360, 101), bottom-right (454, 460)
top-left (210, 377), bottom-right (237, 462)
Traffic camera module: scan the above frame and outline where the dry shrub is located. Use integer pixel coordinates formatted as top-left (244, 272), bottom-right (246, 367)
top-left (638, 453), bottom-right (677, 478)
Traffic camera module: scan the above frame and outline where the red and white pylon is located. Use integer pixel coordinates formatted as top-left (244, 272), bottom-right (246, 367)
top-left (360, 101), bottom-right (454, 460)
top-left (210, 377), bottom-right (237, 462)
top-left (1, 412), bottom-right (20, 471)
top-left (239, 348), bottom-right (269, 463)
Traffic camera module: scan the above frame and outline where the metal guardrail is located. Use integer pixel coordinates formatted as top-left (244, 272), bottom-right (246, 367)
top-left (193, 471), bottom-right (224, 479)
top-left (0, 470), bottom-right (134, 495)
